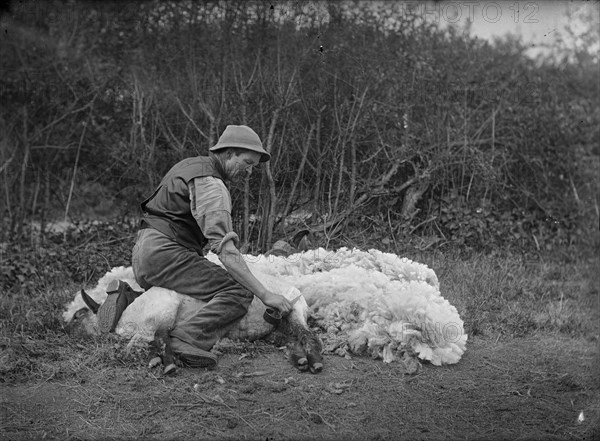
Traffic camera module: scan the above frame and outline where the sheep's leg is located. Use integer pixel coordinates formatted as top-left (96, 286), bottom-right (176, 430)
top-left (148, 334), bottom-right (162, 368)
top-left (303, 334), bottom-right (324, 374)
top-left (150, 328), bottom-right (177, 376)
top-left (148, 334), bottom-right (163, 369)
top-left (288, 341), bottom-right (309, 372)
top-left (159, 329), bottom-right (177, 376)
top-left (148, 353), bottom-right (162, 369)
top-left (276, 319), bottom-right (323, 373)
top-left (267, 328), bottom-right (309, 371)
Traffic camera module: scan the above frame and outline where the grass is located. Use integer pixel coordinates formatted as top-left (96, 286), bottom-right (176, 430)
top-left (1, 222), bottom-right (599, 440)
top-left (1, 223), bottom-right (598, 382)
top-left (410, 249), bottom-right (599, 340)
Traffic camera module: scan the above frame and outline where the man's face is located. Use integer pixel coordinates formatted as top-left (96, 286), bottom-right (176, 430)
top-left (225, 150), bottom-right (262, 182)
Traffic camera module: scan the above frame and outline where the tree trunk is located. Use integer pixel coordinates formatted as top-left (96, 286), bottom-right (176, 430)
top-left (64, 114), bottom-right (88, 224)
top-left (312, 111), bottom-right (323, 221)
top-left (41, 167), bottom-right (50, 243)
top-left (283, 124), bottom-right (313, 219)
top-left (259, 108), bottom-right (281, 251)
top-left (17, 106), bottom-right (29, 237)
top-left (240, 110), bottom-right (250, 249)
top-left (349, 138), bottom-right (357, 207)
top-left (333, 138), bottom-right (345, 216)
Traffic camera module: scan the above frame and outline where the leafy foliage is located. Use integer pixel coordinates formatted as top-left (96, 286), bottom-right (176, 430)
top-left (0, 220), bottom-right (138, 294)
top-left (0, 0), bottom-right (598, 253)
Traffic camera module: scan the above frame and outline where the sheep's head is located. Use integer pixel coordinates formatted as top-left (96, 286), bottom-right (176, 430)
top-left (271, 293), bottom-right (324, 374)
top-left (64, 290), bottom-right (101, 338)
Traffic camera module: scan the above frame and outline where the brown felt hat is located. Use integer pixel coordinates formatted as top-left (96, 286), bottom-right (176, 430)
top-left (209, 125), bottom-right (270, 162)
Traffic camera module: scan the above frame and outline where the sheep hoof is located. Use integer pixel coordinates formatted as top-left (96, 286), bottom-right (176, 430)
top-left (163, 363), bottom-right (177, 376)
top-left (148, 356), bottom-right (162, 368)
top-left (295, 357), bottom-right (309, 371)
top-left (309, 362), bottom-right (323, 374)
top-left (307, 347), bottom-right (324, 374)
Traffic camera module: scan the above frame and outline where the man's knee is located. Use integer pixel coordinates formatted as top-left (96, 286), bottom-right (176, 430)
top-left (132, 256), bottom-right (151, 291)
top-left (216, 286), bottom-right (254, 320)
top-left (234, 287), bottom-right (254, 309)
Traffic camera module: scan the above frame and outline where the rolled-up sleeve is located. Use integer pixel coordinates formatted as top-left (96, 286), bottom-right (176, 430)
top-left (189, 177), bottom-right (239, 254)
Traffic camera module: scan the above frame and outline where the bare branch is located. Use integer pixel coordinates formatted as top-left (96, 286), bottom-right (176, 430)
top-left (175, 97), bottom-right (209, 141)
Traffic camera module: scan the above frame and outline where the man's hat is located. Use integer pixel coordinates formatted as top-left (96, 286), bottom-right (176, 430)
top-left (209, 125), bottom-right (270, 162)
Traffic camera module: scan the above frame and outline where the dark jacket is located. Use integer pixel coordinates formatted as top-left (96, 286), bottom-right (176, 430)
top-left (141, 156), bottom-right (226, 255)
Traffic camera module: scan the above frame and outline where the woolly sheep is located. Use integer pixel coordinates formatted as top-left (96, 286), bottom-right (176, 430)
top-left (241, 247), bottom-right (467, 366)
top-left (64, 247), bottom-right (467, 372)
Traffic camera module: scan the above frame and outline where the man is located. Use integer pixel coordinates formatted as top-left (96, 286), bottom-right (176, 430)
top-left (105, 125), bottom-right (293, 368)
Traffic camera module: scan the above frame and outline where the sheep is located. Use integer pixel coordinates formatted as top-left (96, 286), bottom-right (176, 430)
top-left (238, 247), bottom-right (467, 367)
top-left (64, 265), bottom-right (324, 375)
top-left (64, 247), bottom-right (467, 374)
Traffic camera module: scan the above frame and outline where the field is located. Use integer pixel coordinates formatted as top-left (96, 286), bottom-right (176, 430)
top-left (1, 0), bottom-right (598, 438)
top-left (1, 225), bottom-right (598, 440)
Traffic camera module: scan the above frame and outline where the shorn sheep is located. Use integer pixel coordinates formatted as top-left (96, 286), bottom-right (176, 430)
top-left (64, 265), bottom-right (324, 375)
top-left (64, 247), bottom-right (467, 373)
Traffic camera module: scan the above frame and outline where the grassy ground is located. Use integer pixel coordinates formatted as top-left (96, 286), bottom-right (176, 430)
top-left (1, 223), bottom-right (598, 440)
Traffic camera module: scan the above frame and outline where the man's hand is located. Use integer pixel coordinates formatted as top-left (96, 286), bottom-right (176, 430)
top-left (261, 291), bottom-right (293, 316)
top-left (218, 240), bottom-right (293, 315)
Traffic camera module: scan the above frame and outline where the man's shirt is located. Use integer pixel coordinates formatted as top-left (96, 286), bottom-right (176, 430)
top-left (189, 176), bottom-right (239, 254)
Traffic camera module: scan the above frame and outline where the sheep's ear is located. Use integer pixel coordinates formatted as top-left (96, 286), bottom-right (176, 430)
top-left (80, 289), bottom-right (100, 314)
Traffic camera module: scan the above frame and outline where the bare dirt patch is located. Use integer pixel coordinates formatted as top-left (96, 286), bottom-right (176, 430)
top-left (1, 334), bottom-right (598, 440)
